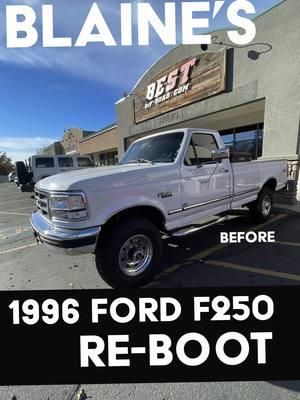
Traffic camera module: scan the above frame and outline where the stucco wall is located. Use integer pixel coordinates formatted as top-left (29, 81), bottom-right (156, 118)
top-left (116, 0), bottom-right (300, 163)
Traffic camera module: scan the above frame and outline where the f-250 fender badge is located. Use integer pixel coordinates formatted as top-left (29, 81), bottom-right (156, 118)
top-left (158, 191), bottom-right (173, 199)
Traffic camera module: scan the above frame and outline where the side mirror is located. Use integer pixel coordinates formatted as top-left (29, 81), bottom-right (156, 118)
top-left (212, 148), bottom-right (230, 162)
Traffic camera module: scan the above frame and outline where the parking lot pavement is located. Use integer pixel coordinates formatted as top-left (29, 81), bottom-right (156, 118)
top-left (0, 183), bottom-right (109, 290)
top-left (149, 211), bottom-right (300, 288)
top-left (1, 182), bottom-right (300, 399)
top-left (0, 184), bottom-right (36, 251)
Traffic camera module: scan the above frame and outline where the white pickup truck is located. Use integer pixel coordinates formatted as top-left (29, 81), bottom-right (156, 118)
top-left (31, 129), bottom-right (288, 287)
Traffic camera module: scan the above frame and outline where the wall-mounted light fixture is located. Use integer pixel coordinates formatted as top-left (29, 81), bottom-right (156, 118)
top-left (201, 35), bottom-right (272, 60)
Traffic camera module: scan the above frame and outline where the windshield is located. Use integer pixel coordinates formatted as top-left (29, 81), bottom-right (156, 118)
top-left (120, 132), bottom-right (184, 164)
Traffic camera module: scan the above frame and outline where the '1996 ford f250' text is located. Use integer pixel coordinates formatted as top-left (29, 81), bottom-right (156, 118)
top-left (31, 129), bottom-right (288, 287)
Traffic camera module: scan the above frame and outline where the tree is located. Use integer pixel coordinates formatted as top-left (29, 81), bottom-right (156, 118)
top-left (0, 152), bottom-right (14, 175)
top-left (36, 146), bottom-right (46, 155)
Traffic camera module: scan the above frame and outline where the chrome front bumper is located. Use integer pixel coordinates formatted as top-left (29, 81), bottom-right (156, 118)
top-left (30, 211), bottom-right (101, 255)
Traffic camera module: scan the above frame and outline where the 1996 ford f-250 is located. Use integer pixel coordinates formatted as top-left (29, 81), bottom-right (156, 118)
top-left (31, 129), bottom-right (288, 287)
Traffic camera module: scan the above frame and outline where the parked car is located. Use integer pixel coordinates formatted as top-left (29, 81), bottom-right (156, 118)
top-left (8, 171), bottom-right (16, 182)
top-left (31, 129), bottom-right (288, 288)
top-left (15, 155), bottom-right (94, 190)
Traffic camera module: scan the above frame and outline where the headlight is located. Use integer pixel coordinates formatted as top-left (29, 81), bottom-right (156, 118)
top-left (49, 193), bottom-right (88, 221)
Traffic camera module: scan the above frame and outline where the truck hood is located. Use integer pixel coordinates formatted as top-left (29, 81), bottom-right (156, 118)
top-left (35, 163), bottom-right (174, 192)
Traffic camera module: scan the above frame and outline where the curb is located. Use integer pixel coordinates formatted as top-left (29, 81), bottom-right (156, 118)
top-left (274, 206), bottom-right (300, 216)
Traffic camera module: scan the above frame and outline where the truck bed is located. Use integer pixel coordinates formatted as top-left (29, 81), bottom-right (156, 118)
top-left (231, 159), bottom-right (287, 208)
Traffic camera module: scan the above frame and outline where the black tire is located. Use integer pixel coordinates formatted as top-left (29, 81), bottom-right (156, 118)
top-left (249, 187), bottom-right (273, 222)
top-left (95, 218), bottom-right (163, 288)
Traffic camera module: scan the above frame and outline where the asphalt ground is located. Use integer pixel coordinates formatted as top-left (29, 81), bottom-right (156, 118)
top-left (0, 182), bottom-right (300, 399)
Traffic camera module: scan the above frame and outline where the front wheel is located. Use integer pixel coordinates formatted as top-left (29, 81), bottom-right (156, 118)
top-left (95, 218), bottom-right (163, 288)
top-left (249, 187), bottom-right (273, 222)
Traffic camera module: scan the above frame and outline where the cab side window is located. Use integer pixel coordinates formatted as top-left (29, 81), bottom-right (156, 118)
top-left (184, 133), bottom-right (218, 165)
top-left (193, 133), bottom-right (218, 163)
top-left (184, 142), bottom-right (198, 166)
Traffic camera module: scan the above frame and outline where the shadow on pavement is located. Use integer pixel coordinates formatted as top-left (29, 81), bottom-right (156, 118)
top-left (20, 184), bottom-right (34, 193)
top-left (270, 381), bottom-right (300, 392)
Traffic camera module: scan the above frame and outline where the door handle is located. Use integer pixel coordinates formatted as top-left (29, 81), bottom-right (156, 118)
top-left (219, 168), bottom-right (229, 173)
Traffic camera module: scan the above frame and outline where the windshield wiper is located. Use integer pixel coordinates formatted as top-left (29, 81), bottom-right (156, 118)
top-left (126, 159), bottom-right (154, 164)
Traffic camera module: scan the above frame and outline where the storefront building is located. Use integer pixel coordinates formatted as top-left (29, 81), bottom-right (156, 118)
top-left (42, 141), bottom-right (65, 156)
top-left (116, 0), bottom-right (300, 204)
top-left (61, 128), bottom-right (96, 155)
top-left (78, 123), bottom-right (118, 166)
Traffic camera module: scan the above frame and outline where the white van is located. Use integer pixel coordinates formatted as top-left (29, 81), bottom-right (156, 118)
top-left (15, 155), bottom-right (94, 189)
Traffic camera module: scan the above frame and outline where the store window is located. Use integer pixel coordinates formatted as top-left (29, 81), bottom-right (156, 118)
top-left (99, 154), bottom-right (105, 166)
top-left (107, 151), bottom-right (118, 165)
top-left (77, 157), bottom-right (94, 167)
top-left (220, 123), bottom-right (264, 160)
top-left (235, 126), bottom-right (257, 155)
top-left (99, 151), bottom-right (118, 166)
top-left (258, 124), bottom-right (264, 157)
top-left (220, 130), bottom-right (234, 153)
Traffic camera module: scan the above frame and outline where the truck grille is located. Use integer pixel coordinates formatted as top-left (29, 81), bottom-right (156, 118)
top-left (34, 188), bottom-right (49, 217)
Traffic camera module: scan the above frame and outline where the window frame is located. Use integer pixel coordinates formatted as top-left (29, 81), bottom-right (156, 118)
top-left (58, 156), bottom-right (74, 168)
top-left (35, 157), bottom-right (55, 169)
top-left (183, 132), bottom-right (219, 167)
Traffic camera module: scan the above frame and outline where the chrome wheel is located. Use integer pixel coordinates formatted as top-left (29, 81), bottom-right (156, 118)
top-left (119, 234), bottom-right (153, 277)
top-left (262, 195), bottom-right (272, 216)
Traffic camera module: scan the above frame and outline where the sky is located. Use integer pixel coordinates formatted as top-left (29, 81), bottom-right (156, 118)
top-left (0, 0), bottom-right (283, 162)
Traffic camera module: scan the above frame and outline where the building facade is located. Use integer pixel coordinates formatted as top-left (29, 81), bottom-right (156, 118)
top-left (42, 141), bottom-right (65, 156)
top-left (116, 0), bottom-right (300, 204)
top-left (61, 128), bottom-right (96, 155)
top-left (78, 124), bottom-right (118, 166)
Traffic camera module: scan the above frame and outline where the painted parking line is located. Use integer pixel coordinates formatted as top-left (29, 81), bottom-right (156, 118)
top-left (0, 198), bottom-right (31, 205)
top-left (0, 226), bottom-right (29, 233)
top-left (0, 188), bottom-right (22, 193)
top-left (0, 210), bottom-right (31, 217)
top-left (0, 227), bottom-right (31, 240)
top-left (0, 243), bottom-right (37, 255)
top-left (276, 241), bottom-right (300, 248)
top-left (194, 213), bottom-right (287, 260)
top-left (146, 214), bottom-right (288, 285)
top-left (206, 260), bottom-right (300, 282)
top-left (4, 206), bottom-right (33, 212)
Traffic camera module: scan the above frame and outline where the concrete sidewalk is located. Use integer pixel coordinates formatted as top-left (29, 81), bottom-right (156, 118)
top-left (274, 202), bottom-right (300, 215)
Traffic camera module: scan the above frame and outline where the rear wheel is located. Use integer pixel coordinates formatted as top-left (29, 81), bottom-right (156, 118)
top-left (95, 218), bottom-right (163, 288)
top-left (249, 187), bottom-right (273, 222)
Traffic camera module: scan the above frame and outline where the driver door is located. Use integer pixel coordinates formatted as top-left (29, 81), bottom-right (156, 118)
top-left (180, 132), bottom-right (231, 222)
